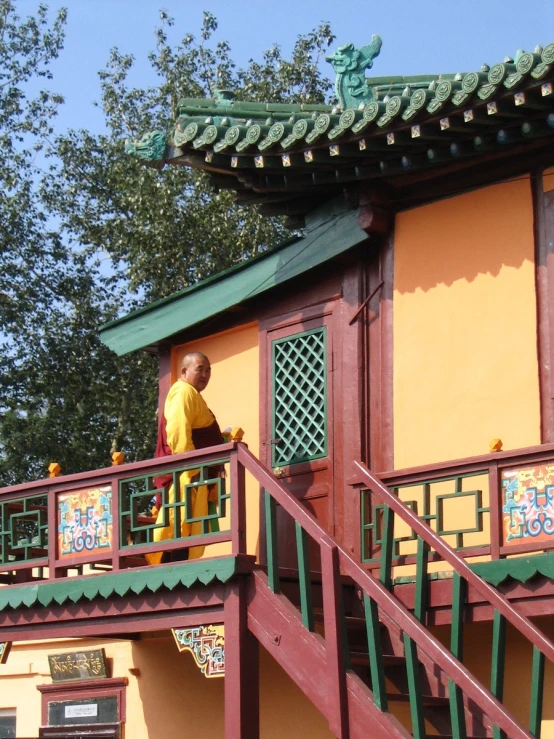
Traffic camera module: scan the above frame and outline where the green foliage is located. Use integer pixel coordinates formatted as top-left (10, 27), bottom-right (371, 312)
top-left (44, 11), bottom-right (335, 301)
top-left (0, 2), bottom-right (157, 485)
top-left (0, 5), bottom-right (335, 485)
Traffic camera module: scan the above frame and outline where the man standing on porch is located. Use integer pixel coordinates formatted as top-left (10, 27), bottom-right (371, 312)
top-left (146, 352), bottom-right (224, 564)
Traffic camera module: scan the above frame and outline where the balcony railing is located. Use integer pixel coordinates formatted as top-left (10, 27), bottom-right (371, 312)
top-left (357, 441), bottom-right (554, 571)
top-left (0, 442), bottom-right (243, 584)
top-left (2, 440), bottom-right (554, 586)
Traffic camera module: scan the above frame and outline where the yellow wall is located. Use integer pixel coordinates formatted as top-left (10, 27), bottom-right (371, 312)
top-left (171, 323), bottom-right (260, 558)
top-left (5, 629), bottom-right (554, 738)
top-left (0, 637), bottom-right (334, 738)
top-left (394, 178), bottom-right (540, 469)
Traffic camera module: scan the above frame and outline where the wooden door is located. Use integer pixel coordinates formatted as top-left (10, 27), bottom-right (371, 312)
top-left (261, 305), bottom-right (335, 572)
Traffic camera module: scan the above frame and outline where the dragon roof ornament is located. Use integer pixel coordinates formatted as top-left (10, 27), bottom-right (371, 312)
top-left (326, 35), bottom-right (383, 109)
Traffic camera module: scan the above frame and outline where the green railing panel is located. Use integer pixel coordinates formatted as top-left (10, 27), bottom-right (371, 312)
top-left (491, 610), bottom-right (507, 739)
top-left (363, 593), bottom-right (388, 712)
top-left (265, 490), bottom-right (280, 594)
top-left (529, 645), bottom-right (545, 738)
top-left (0, 494), bottom-right (49, 564)
top-left (449, 572), bottom-right (468, 739)
top-left (118, 459), bottom-right (230, 549)
top-left (295, 521), bottom-right (314, 631)
top-left (403, 633), bottom-right (426, 739)
top-left (361, 471), bottom-right (490, 564)
top-left (272, 327), bottom-right (327, 467)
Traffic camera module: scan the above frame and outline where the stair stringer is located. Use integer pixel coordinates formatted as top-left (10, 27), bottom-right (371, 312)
top-left (247, 569), bottom-right (411, 739)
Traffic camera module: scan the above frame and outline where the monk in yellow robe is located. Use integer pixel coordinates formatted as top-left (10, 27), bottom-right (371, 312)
top-left (146, 352), bottom-right (223, 565)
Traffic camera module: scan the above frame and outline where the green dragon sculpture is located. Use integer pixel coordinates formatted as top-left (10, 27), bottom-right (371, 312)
top-left (326, 36), bottom-right (383, 109)
top-left (125, 130), bottom-right (167, 166)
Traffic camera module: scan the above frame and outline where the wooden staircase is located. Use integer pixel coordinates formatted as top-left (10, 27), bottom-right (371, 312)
top-left (238, 445), bottom-right (554, 738)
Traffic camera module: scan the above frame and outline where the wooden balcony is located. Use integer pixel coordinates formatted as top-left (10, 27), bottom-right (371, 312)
top-left (1, 441), bottom-right (553, 617)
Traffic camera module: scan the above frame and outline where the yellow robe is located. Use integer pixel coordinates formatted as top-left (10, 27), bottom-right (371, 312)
top-left (146, 381), bottom-right (216, 564)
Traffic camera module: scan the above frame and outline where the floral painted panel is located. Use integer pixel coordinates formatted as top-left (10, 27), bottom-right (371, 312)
top-left (502, 465), bottom-right (554, 546)
top-left (57, 486), bottom-right (113, 558)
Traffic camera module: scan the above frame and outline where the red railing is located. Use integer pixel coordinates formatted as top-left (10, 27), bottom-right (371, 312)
top-left (362, 442), bottom-right (554, 567)
top-left (1, 443), bottom-right (552, 736)
top-left (0, 443), bottom-right (241, 582)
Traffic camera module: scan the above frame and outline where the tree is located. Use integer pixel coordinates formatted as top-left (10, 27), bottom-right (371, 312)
top-left (0, 8), bottom-right (335, 484)
top-left (0, 2), bottom-right (157, 485)
top-left (43, 11), bottom-right (336, 302)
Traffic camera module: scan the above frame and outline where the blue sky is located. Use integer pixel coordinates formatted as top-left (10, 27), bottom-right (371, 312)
top-left (33, 0), bottom-right (554, 133)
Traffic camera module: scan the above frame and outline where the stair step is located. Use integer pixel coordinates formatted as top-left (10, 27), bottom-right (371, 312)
top-left (313, 612), bottom-right (368, 630)
top-left (349, 650), bottom-right (405, 668)
top-left (387, 693), bottom-right (450, 708)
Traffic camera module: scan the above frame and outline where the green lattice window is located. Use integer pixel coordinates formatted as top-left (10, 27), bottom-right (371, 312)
top-left (272, 327), bottom-right (327, 467)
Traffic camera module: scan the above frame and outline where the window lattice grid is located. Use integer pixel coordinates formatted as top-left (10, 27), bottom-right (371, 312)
top-left (272, 328), bottom-right (327, 466)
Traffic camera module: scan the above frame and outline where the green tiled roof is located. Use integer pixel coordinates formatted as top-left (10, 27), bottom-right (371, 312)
top-left (127, 42), bottom-right (554, 220)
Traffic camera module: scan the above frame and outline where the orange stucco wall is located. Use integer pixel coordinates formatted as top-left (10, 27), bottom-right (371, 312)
top-left (171, 323), bottom-right (260, 557)
top-left (0, 638), bottom-right (335, 738)
top-left (393, 178), bottom-right (540, 469)
top-left (4, 630), bottom-right (554, 737)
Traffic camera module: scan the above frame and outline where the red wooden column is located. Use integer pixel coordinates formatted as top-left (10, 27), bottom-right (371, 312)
top-left (224, 579), bottom-right (259, 738)
top-left (533, 170), bottom-right (554, 442)
top-left (357, 193), bottom-right (394, 472)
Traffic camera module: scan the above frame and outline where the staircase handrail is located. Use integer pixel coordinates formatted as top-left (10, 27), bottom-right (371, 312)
top-left (237, 444), bottom-right (533, 739)
top-left (353, 459), bottom-right (554, 664)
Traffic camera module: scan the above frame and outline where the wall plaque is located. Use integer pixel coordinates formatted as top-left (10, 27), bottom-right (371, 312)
top-left (48, 649), bottom-right (109, 682)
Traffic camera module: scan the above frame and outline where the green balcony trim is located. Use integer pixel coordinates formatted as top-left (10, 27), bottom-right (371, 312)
top-left (99, 199), bottom-right (367, 356)
top-left (391, 553), bottom-right (554, 588)
top-left (0, 557), bottom-right (241, 611)
top-left (470, 553), bottom-right (554, 586)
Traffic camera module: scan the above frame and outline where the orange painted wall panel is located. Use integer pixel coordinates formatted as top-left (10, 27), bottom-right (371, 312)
top-left (171, 323), bottom-right (260, 558)
top-left (394, 178), bottom-right (540, 469)
top-left (0, 637), bottom-right (335, 738)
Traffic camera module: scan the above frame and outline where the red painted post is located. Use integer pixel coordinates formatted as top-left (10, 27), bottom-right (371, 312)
top-left (489, 462), bottom-right (502, 560)
top-left (111, 476), bottom-right (121, 571)
top-left (230, 450), bottom-right (246, 555)
top-left (321, 539), bottom-right (350, 739)
top-left (224, 579), bottom-right (259, 739)
top-left (48, 482), bottom-right (58, 578)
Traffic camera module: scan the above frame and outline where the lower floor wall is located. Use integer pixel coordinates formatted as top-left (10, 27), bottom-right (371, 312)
top-left (2, 618), bottom-right (553, 737)
top-left (0, 634), bottom-right (334, 738)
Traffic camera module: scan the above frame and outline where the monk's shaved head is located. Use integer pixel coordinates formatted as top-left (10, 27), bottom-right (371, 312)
top-left (180, 352), bottom-right (211, 392)
top-left (181, 352), bottom-right (209, 370)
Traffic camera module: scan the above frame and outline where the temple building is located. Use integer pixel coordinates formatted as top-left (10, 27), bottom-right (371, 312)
top-left (2, 34), bottom-right (554, 739)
